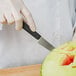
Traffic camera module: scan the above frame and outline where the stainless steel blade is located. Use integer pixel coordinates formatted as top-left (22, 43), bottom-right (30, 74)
top-left (38, 37), bottom-right (55, 51)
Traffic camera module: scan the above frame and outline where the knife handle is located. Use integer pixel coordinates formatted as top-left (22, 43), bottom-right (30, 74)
top-left (23, 22), bottom-right (41, 40)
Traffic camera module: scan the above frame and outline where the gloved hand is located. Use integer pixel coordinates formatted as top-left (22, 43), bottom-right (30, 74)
top-left (0, 0), bottom-right (36, 31)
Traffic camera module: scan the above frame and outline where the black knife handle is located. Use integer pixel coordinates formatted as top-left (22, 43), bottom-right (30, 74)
top-left (23, 22), bottom-right (41, 40)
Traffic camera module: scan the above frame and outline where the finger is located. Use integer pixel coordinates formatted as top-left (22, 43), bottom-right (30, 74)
top-left (21, 7), bottom-right (36, 32)
top-left (15, 18), bottom-right (23, 30)
top-left (11, 7), bottom-right (24, 30)
top-left (12, 12), bottom-right (23, 30)
top-left (4, 13), bottom-right (14, 25)
top-left (0, 14), bottom-right (6, 24)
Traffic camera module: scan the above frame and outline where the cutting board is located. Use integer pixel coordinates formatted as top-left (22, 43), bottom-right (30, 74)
top-left (0, 64), bottom-right (41, 76)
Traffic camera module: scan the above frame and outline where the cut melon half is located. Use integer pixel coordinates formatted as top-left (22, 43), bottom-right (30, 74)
top-left (41, 42), bottom-right (76, 76)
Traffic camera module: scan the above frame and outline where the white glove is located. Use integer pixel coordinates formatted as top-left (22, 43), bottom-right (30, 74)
top-left (0, 0), bottom-right (36, 31)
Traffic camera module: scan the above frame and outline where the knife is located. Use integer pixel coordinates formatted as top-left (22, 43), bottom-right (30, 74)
top-left (23, 22), bottom-right (55, 51)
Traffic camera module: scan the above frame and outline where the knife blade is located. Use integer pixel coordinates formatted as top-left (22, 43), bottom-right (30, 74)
top-left (23, 22), bottom-right (55, 51)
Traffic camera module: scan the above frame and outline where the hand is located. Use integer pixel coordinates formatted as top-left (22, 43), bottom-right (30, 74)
top-left (0, 0), bottom-right (36, 31)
